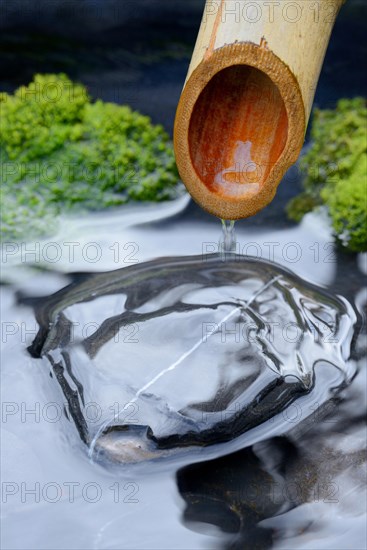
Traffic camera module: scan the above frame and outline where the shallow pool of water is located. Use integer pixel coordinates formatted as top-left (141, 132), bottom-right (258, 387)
top-left (1, 199), bottom-right (366, 549)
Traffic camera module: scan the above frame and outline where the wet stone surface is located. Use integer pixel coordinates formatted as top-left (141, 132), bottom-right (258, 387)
top-left (26, 254), bottom-right (356, 465)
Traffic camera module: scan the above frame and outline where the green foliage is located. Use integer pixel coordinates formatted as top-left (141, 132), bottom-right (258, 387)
top-left (1, 74), bottom-right (181, 241)
top-left (321, 154), bottom-right (366, 253)
top-left (286, 97), bottom-right (367, 252)
top-left (285, 193), bottom-right (319, 223)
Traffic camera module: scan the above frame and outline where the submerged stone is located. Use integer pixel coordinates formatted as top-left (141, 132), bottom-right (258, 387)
top-left (27, 254), bottom-right (356, 464)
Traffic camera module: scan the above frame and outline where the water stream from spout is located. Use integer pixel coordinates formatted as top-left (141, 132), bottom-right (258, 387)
top-left (220, 219), bottom-right (236, 256)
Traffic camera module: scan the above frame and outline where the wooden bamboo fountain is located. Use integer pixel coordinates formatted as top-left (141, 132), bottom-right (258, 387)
top-left (174, 0), bottom-right (344, 219)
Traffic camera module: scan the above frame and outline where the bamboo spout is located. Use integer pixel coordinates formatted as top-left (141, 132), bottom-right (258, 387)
top-left (174, 0), bottom-right (344, 220)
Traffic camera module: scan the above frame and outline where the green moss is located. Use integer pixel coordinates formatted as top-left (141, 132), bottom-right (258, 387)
top-left (285, 193), bottom-right (321, 223)
top-left (321, 154), bottom-right (367, 253)
top-left (1, 73), bottom-right (181, 241)
top-left (286, 97), bottom-right (367, 252)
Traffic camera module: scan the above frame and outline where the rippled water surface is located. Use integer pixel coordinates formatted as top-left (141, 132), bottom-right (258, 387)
top-left (1, 201), bottom-right (366, 549)
top-left (28, 254), bottom-right (356, 465)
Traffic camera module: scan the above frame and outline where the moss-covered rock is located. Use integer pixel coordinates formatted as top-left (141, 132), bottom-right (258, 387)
top-left (1, 74), bottom-right (181, 241)
top-left (286, 97), bottom-right (367, 253)
top-left (321, 154), bottom-right (366, 253)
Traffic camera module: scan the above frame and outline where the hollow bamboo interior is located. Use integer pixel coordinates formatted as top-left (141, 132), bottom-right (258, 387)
top-left (174, 0), bottom-right (344, 219)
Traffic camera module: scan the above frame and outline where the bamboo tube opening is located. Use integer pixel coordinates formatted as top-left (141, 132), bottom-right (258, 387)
top-left (174, 0), bottom-right (344, 219)
top-left (174, 43), bottom-right (306, 220)
top-left (188, 64), bottom-right (288, 200)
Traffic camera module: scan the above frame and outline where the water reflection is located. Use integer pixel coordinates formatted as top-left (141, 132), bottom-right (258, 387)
top-left (177, 446), bottom-right (279, 549)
